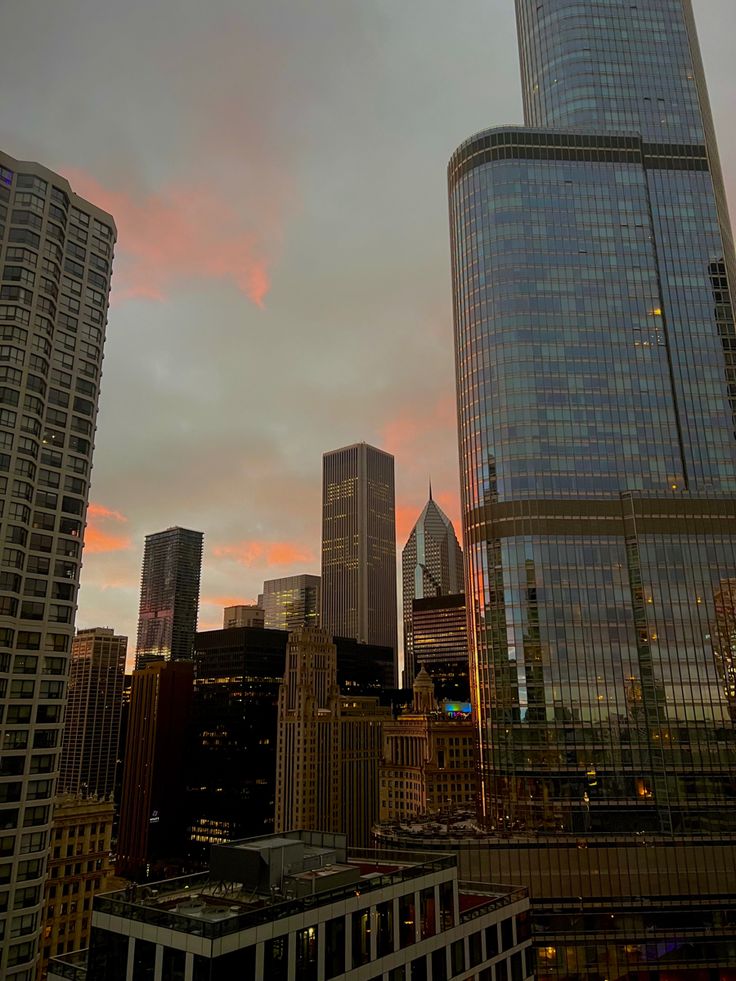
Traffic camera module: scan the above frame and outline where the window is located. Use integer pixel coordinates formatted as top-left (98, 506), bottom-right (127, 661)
top-left (510, 952), bottom-right (523, 981)
top-left (352, 909), bottom-right (371, 968)
top-left (501, 917), bottom-right (514, 951)
top-left (296, 926), bottom-right (318, 981)
top-left (420, 886), bottom-right (436, 939)
top-left (264, 935), bottom-right (288, 981)
top-left (132, 938), bottom-right (156, 981)
top-left (432, 948), bottom-right (448, 981)
top-left (210, 947), bottom-right (255, 981)
top-left (399, 892), bottom-right (416, 948)
top-left (411, 956), bottom-right (427, 981)
top-left (325, 916), bottom-right (346, 979)
top-left (439, 880), bottom-right (455, 929)
top-left (161, 947), bottom-right (186, 981)
top-left (451, 939), bottom-right (465, 977)
top-left (469, 931), bottom-right (483, 967)
top-left (377, 900), bottom-right (394, 957)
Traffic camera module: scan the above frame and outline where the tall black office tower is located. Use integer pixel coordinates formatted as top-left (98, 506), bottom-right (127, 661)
top-left (448, 1), bottom-right (736, 975)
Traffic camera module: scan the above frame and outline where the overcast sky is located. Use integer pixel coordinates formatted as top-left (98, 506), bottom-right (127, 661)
top-left (2, 0), bottom-right (735, 662)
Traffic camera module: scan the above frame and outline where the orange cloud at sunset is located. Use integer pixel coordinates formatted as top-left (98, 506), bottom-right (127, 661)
top-left (85, 502), bottom-right (132, 555)
top-left (381, 394), bottom-right (456, 458)
top-left (201, 595), bottom-right (259, 608)
top-left (213, 541), bottom-right (315, 568)
top-left (64, 170), bottom-right (277, 308)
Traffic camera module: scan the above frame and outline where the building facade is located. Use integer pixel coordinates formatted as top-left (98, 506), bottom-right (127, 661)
top-left (401, 492), bottom-right (464, 685)
top-left (186, 626), bottom-right (287, 857)
top-left (134, 526), bottom-right (203, 668)
top-left (37, 795), bottom-right (119, 980)
top-left (451, 0), bottom-right (736, 840)
top-left (448, 0), bottom-right (736, 975)
top-left (222, 604), bottom-right (264, 629)
top-left (379, 668), bottom-right (477, 824)
top-left (59, 627), bottom-right (126, 800)
top-left (321, 443), bottom-right (398, 674)
top-left (116, 660), bottom-right (193, 879)
top-left (49, 831), bottom-right (534, 981)
top-left (261, 573), bottom-right (320, 631)
top-left (0, 151), bottom-right (115, 979)
top-left (275, 627), bottom-right (389, 846)
top-left (412, 594), bottom-right (469, 701)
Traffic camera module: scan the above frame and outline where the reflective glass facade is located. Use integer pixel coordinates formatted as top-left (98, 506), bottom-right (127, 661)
top-left (402, 494), bottom-right (464, 684)
top-left (135, 526), bottom-right (203, 668)
top-left (449, 1), bottom-right (736, 840)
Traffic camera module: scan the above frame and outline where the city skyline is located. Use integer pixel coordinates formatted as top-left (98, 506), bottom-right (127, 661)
top-left (2, 1), bottom-right (733, 657)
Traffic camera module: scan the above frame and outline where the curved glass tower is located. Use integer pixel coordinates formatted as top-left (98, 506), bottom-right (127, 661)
top-left (450, 0), bottom-right (736, 838)
top-left (0, 152), bottom-right (114, 979)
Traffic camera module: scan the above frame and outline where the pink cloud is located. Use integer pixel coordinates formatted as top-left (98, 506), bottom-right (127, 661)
top-left (64, 170), bottom-right (279, 309)
top-left (381, 395), bottom-right (456, 457)
top-left (85, 502), bottom-right (132, 555)
top-left (201, 595), bottom-right (259, 608)
top-left (213, 540), bottom-right (315, 568)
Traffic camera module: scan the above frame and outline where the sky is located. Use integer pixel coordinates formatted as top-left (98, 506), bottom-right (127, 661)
top-left (2, 0), bottom-right (736, 664)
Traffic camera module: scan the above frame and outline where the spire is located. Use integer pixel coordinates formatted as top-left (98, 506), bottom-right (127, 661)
top-left (429, 477), bottom-right (433, 502)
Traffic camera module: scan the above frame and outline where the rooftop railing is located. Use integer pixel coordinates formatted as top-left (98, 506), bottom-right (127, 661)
top-left (48, 950), bottom-right (88, 980)
top-left (95, 849), bottom-right (458, 940)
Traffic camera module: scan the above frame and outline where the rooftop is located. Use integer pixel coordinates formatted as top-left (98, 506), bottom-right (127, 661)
top-left (90, 831), bottom-right (523, 940)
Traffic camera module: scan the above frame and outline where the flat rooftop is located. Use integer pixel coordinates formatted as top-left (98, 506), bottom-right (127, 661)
top-left (95, 832), bottom-right (524, 939)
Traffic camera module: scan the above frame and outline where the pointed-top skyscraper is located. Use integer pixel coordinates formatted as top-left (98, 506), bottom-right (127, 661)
top-left (401, 491), bottom-right (463, 684)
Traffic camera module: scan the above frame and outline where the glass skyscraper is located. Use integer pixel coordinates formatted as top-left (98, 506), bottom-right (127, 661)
top-left (134, 526), bottom-right (203, 668)
top-left (401, 491), bottom-right (464, 685)
top-left (450, 0), bottom-right (736, 840)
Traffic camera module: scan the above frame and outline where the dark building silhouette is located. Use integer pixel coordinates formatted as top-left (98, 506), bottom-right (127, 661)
top-left (135, 526), bottom-right (203, 668)
top-left (184, 626), bottom-right (397, 861)
top-left (116, 660), bottom-right (194, 878)
top-left (321, 443), bottom-right (398, 676)
top-left (412, 593), bottom-right (469, 701)
top-left (59, 627), bottom-right (126, 800)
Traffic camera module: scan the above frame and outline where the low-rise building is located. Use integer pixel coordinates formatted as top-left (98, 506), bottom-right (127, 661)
top-left (37, 796), bottom-right (121, 979)
top-left (49, 829), bottom-right (534, 981)
top-left (380, 668), bottom-right (477, 823)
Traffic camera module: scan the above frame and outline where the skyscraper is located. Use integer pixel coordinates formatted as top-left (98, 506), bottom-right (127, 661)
top-left (321, 442), bottom-right (398, 674)
top-left (401, 491), bottom-right (464, 684)
top-left (135, 526), bottom-right (203, 668)
top-left (116, 659), bottom-right (194, 878)
top-left (59, 627), bottom-right (126, 800)
top-left (261, 573), bottom-right (320, 631)
top-left (451, 0), bottom-right (736, 839)
top-left (274, 627), bottom-right (389, 845)
top-left (412, 593), bottom-right (469, 700)
top-left (0, 151), bottom-right (114, 979)
top-left (447, 0), bottom-right (736, 973)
